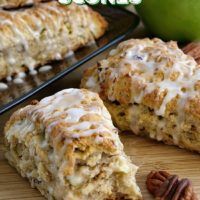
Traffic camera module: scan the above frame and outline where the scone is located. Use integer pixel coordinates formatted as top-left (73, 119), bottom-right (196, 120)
top-left (4, 89), bottom-right (142, 200)
top-left (0, 0), bottom-right (49, 8)
top-left (81, 38), bottom-right (200, 153)
top-left (0, 1), bottom-right (107, 80)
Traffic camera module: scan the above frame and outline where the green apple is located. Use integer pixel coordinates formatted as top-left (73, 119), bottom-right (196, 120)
top-left (135, 0), bottom-right (200, 42)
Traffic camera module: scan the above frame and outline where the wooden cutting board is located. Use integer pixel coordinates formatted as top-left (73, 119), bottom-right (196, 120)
top-left (1, 132), bottom-right (200, 200)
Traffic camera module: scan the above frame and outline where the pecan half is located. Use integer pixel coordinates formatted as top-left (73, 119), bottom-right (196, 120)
top-left (146, 171), bottom-right (198, 200)
top-left (182, 42), bottom-right (200, 65)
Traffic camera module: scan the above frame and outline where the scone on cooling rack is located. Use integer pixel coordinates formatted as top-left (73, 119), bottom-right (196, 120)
top-left (81, 38), bottom-right (200, 153)
top-left (0, 1), bottom-right (107, 80)
top-left (4, 89), bottom-right (142, 200)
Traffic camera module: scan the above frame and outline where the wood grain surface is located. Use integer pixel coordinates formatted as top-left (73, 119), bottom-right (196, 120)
top-left (1, 132), bottom-right (200, 200)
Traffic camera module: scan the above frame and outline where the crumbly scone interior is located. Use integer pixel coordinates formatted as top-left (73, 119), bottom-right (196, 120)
top-left (104, 101), bottom-right (200, 152)
top-left (81, 38), bottom-right (200, 152)
top-left (4, 89), bottom-right (141, 200)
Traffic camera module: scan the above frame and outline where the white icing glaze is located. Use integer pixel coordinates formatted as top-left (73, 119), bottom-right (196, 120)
top-left (29, 69), bottom-right (38, 75)
top-left (6, 76), bottom-right (12, 82)
top-left (55, 53), bottom-right (62, 60)
top-left (71, 126), bottom-right (113, 139)
top-left (26, 89), bottom-right (117, 145)
top-left (85, 76), bottom-right (98, 90)
top-left (38, 65), bottom-right (52, 73)
top-left (65, 51), bottom-right (74, 58)
top-left (109, 49), bottom-right (118, 56)
top-left (6, 119), bottom-right (35, 143)
top-left (67, 174), bottom-right (84, 186)
top-left (13, 78), bottom-right (24, 84)
top-left (86, 40), bottom-right (96, 46)
top-left (17, 72), bottom-right (26, 79)
top-left (0, 82), bottom-right (8, 91)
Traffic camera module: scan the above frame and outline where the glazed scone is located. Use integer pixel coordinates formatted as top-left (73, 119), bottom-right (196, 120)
top-left (4, 89), bottom-right (142, 200)
top-left (0, 1), bottom-right (107, 79)
top-left (81, 38), bottom-right (200, 153)
top-left (0, 0), bottom-right (49, 8)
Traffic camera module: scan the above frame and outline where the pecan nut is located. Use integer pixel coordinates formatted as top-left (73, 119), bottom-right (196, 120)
top-left (182, 42), bottom-right (200, 65)
top-left (146, 171), bottom-right (198, 200)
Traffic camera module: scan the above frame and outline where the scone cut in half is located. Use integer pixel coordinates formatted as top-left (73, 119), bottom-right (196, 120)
top-left (0, 0), bottom-right (49, 8)
top-left (4, 89), bottom-right (142, 200)
top-left (0, 1), bottom-right (107, 80)
top-left (81, 38), bottom-right (200, 153)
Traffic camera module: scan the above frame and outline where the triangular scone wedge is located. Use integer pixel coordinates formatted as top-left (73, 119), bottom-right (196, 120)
top-left (4, 89), bottom-right (142, 200)
top-left (0, 1), bottom-right (107, 80)
top-left (81, 38), bottom-right (200, 153)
